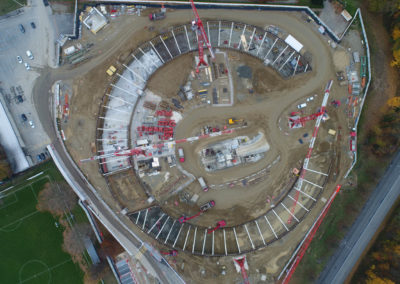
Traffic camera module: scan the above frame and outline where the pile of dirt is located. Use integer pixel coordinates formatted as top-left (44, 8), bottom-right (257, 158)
top-left (146, 53), bottom-right (194, 98)
top-left (253, 67), bottom-right (284, 93)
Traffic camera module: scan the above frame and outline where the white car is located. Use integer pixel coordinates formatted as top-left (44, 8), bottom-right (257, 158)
top-left (26, 50), bottom-right (34, 60)
top-left (297, 103), bottom-right (307, 109)
top-left (306, 96), bottom-right (314, 102)
top-left (17, 56), bottom-right (23, 63)
top-left (24, 62), bottom-right (31, 70)
top-left (29, 120), bottom-right (35, 128)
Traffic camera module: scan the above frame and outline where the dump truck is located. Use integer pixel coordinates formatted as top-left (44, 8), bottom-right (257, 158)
top-left (198, 177), bottom-right (209, 192)
top-left (178, 148), bottom-right (185, 162)
top-left (228, 118), bottom-right (244, 125)
top-left (149, 11), bottom-right (165, 21)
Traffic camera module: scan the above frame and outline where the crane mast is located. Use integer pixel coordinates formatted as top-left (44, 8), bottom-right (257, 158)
top-left (190, 0), bottom-right (215, 72)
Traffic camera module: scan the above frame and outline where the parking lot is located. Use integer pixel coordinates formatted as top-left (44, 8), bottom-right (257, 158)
top-left (0, 0), bottom-right (56, 165)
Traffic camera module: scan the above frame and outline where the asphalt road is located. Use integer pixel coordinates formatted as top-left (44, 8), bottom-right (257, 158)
top-left (318, 151), bottom-right (400, 284)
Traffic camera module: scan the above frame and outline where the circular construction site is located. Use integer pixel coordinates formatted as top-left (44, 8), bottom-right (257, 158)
top-left (66, 5), bottom-right (362, 281)
top-left (94, 18), bottom-right (342, 256)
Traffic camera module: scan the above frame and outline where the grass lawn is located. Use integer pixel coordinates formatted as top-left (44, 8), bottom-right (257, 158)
top-left (0, 171), bottom-right (84, 284)
top-left (0, 0), bottom-right (26, 16)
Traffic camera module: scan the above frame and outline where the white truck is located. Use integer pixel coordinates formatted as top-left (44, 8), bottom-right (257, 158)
top-left (198, 177), bottom-right (209, 192)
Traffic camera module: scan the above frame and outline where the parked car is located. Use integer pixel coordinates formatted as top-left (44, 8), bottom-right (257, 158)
top-left (297, 103), bottom-right (307, 109)
top-left (39, 153), bottom-right (46, 160)
top-left (17, 56), bottom-right (23, 63)
top-left (43, 0), bottom-right (49, 6)
top-left (30, 22), bottom-right (36, 29)
top-left (19, 24), bottom-right (25, 33)
top-left (306, 96), bottom-right (314, 102)
top-left (21, 114), bottom-right (27, 121)
top-left (29, 120), bottom-right (35, 128)
top-left (17, 95), bottom-right (24, 103)
top-left (26, 50), bottom-right (34, 60)
top-left (24, 62), bottom-right (31, 70)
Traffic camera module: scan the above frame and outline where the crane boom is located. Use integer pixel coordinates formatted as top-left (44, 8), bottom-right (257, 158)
top-left (287, 80), bottom-right (333, 224)
top-left (233, 257), bottom-right (250, 284)
top-left (282, 185), bottom-right (341, 284)
top-left (189, 0), bottom-right (215, 72)
top-left (289, 110), bottom-right (324, 128)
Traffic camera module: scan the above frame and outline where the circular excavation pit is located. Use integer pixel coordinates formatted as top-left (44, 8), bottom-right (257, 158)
top-left (95, 20), bottom-right (339, 256)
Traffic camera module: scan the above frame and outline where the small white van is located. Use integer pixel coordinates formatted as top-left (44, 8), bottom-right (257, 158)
top-left (297, 103), bottom-right (307, 109)
top-left (26, 50), bottom-right (34, 60)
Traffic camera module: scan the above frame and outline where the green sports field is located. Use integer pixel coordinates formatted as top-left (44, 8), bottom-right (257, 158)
top-left (0, 172), bottom-right (84, 284)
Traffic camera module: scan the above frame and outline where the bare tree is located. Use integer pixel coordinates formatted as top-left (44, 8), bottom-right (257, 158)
top-left (100, 234), bottom-right (124, 258)
top-left (37, 182), bottom-right (78, 216)
top-left (88, 261), bottom-right (108, 281)
top-left (63, 223), bottom-right (94, 256)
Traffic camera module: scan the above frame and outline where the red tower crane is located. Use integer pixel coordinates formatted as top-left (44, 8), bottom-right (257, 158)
top-left (190, 0), bottom-right (215, 73)
top-left (288, 109), bottom-right (325, 128)
top-left (281, 185), bottom-right (341, 284)
top-left (114, 148), bottom-right (147, 157)
top-left (287, 80), bottom-right (333, 224)
top-left (233, 256), bottom-right (250, 284)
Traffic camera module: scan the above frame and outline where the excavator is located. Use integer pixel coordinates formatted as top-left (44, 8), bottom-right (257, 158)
top-left (228, 118), bottom-right (244, 125)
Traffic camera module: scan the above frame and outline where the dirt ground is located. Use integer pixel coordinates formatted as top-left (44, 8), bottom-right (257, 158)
top-left (62, 8), bottom-right (360, 283)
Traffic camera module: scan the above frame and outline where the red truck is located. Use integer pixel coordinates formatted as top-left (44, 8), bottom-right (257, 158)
top-left (178, 148), bottom-right (185, 162)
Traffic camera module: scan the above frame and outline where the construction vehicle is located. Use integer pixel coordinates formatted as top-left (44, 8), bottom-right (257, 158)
top-left (207, 220), bottom-right (226, 234)
top-left (161, 250), bottom-right (178, 256)
top-left (200, 200), bottom-right (215, 211)
top-left (149, 11), bottom-right (165, 21)
top-left (198, 177), bottom-right (209, 192)
top-left (190, 0), bottom-right (215, 72)
top-left (178, 147), bottom-right (185, 162)
top-left (179, 200), bottom-right (215, 223)
top-left (228, 118), bottom-right (244, 125)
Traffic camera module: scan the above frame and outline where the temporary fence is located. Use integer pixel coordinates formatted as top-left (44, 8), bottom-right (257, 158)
top-left (344, 8), bottom-right (371, 178)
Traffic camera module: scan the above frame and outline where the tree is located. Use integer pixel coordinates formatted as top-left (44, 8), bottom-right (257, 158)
top-left (36, 182), bottom-right (78, 216)
top-left (63, 223), bottom-right (94, 256)
top-left (88, 261), bottom-right (108, 281)
top-left (100, 235), bottom-right (124, 258)
top-left (311, 0), bottom-right (324, 6)
top-left (387, 97), bottom-right (400, 108)
top-left (0, 145), bottom-right (11, 181)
